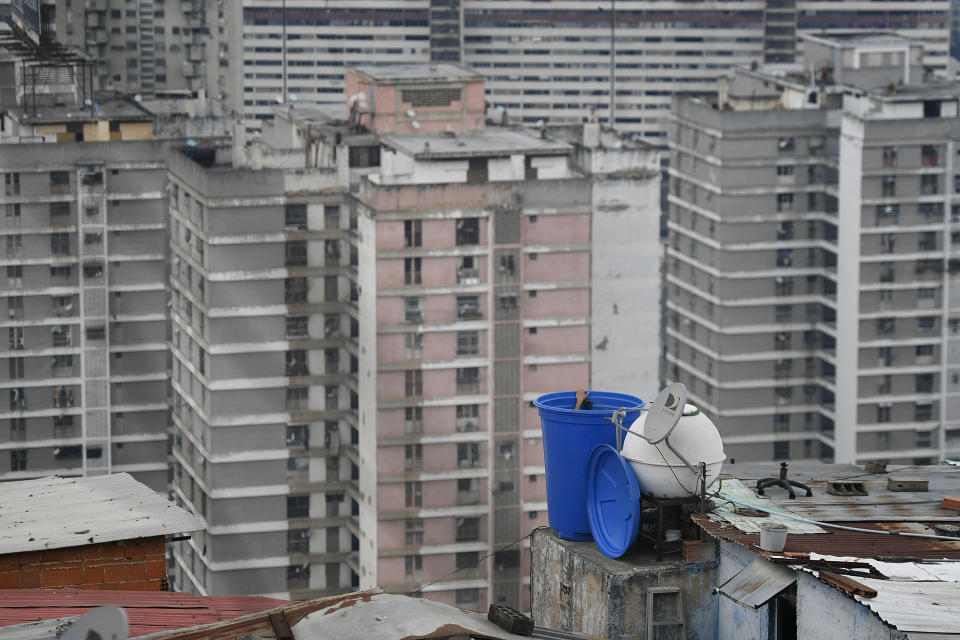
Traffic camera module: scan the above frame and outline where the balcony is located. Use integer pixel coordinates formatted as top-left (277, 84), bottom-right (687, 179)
top-left (457, 268), bottom-right (480, 285)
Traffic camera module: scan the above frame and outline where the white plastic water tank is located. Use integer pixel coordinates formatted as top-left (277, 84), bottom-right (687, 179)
top-left (620, 404), bottom-right (726, 498)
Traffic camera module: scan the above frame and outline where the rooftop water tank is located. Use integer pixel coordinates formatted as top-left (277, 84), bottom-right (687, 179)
top-left (620, 404), bottom-right (726, 499)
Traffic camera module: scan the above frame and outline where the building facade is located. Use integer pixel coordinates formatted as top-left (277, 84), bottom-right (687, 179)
top-left (666, 33), bottom-right (960, 465)
top-left (166, 63), bottom-right (662, 608)
top-left (55, 0), bottom-right (952, 140)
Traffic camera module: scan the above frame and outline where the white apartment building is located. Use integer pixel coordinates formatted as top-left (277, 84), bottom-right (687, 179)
top-left (55, 0), bottom-right (952, 140)
top-left (667, 33), bottom-right (960, 465)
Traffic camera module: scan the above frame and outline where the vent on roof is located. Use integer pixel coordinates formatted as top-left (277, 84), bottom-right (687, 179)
top-left (401, 88), bottom-right (461, 108)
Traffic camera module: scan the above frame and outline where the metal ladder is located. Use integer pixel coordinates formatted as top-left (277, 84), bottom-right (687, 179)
top-left (646, 587), bottom-right (687, 640)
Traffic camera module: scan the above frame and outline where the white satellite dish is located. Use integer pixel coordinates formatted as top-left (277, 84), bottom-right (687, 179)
top-left (406, 109), bottom-right (416, 118)
top-left (62, 605), bottom-right (128, 640)
top-left (275, 94), bottom-right (284, 104)
top-left (290, 94), bottom-right (298, 102)
top-left (641, 382), bottom-right (687, 444)
top-left (411, 120), bottom-right (421, 130)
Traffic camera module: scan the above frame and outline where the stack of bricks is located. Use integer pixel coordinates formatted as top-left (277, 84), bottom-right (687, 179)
top-left (0, 536), bottom-right (166, 591)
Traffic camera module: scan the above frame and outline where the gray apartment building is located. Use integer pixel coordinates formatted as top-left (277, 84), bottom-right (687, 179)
top-left (666, 33), bottom-right (960, 465)
top-left (53, 0), bottom-right (952, 140)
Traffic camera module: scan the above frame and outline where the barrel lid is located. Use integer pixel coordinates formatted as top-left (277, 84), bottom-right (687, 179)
top-left (586, 443), bottom-right (640, 559)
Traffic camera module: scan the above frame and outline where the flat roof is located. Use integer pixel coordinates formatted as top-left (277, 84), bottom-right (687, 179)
top-left (381, 128), bottom-right (571, 160)
top-left (803, 32), bottom-right (917, 48)
top-left (347, 63), bottom-right (483, 84)
top-left (0, 474), bottom-right (204, 555)
top-left (17, 97), bottom-right (154, 124)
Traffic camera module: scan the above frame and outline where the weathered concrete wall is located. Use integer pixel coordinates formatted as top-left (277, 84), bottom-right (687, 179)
top-left (530, 527), bottom-right (718, 640)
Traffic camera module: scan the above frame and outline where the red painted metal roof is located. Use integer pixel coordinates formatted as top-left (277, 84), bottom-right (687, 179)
top-left (0, 589), bottom-right (292, 637)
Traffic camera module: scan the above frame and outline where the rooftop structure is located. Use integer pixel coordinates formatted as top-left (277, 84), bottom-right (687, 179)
top-left (533, 461), bottom-right (960, 639)
top-left (666, 33), bottom-right (960, 465)
top-left (0, 474), bottom-right (203, 556)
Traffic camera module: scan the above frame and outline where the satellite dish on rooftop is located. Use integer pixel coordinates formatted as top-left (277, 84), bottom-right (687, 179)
top-left (406, 109), bottom-right (417, 118)
top-left (62, 605), bottom-right (128, 640)
top-left (275, 94), bottom-right (284, 104)
top-left (411, 120), bottom-right (421, 130)
top-left (290, 94), bottom-right (298, 102)
top-left (641, 382), bottom-right (687, 444)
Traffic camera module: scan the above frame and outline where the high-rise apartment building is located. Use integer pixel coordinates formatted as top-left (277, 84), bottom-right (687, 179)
top-left (0, 39), bottom-right (230, 490)
top-left (666, 33), bottom-right (960, 465)
top-left (166, 62), bottom-right (662, 608)
top-left (55, 1), bottom-right (952, 140)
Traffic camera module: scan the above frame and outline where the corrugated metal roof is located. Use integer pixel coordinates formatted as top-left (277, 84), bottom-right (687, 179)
top-left (694, 515), bottom-right (960, 560)
top-left (0, 474), bottom-right (205, 555)
top-left (797, 554), bottom-right (960, 635)
top-left (0, 589), bottom-right (291, 639)
top-left (717, 464), bottom-right (960, 522)
top-left (716, 557), bottom-right (796, 608)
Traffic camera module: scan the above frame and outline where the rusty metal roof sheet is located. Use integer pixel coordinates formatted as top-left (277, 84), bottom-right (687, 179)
top-left (716, 557), bottom-right (796, 608)
top-left (0, 589), bottom-right (291, 639)
top-left (0, 474), bottom-right (205, 555)
top-left (694, 515), bottom-right (960, 560)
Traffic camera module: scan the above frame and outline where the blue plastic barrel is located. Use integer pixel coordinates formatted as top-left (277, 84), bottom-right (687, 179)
top-left (534, 391), bottom-right (644, 541)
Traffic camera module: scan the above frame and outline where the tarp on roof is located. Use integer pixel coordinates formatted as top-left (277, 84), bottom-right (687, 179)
top-left (716, 558), bottom-right (797, 609)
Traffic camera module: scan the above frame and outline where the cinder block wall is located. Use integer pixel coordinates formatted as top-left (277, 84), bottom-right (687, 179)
top-left (0, 536), bottom-right (166, 590)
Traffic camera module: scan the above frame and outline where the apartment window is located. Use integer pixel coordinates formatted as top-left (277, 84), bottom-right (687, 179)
top-left (877, 405), bottom-right (891, 423)
top-left (8, 327), bottom-right (23, 350)
top-left (348, 145), bottom-right (381, 168)
top-left (285, 204), bottom-right (307, 230)
top-left (882, 175), bottom-right (896, 197)
top-left (774, 414), bottom-right (790, 432)
top-left (876, 318), bottom-right (896, 335)
top-left (7, 357), bottom-right (23, 379)
top-left (404, 220), bottom-right (422, 248)
top-left (915, 403), bottom-right (933, 421)
top-left (457, 295), bottom-right (481, 320)
top-left (404, 257), bottom-right (422, 285)
top-left (457, 404), bottom-right (479, 432)
top-left (405, 406), bottom-right (423, 434)
top-left (919, 203), bottom-right (944, 220)
top-left (776, 249), bottom-right (793, 268)
top-left (286, 565), bottom-right (309, 590)
top-left (9, 418), bottom-right (25, 441)
top-left (916, 344), bottom-right (935, 358)
top-left (776, 165), bottom-right (794, 177)
top-left (875, 204), bottom-right (899, 225)
top-left (777, 221), bottom-right (793, 241)
top-left (467, 158), bottom-right (488, 183)
top-left (456, 367), bottom-right (480, 393)
top-left (286, 387), bottom-right (309, 411)
top-left (774, 332), bottom-right (791, 350)
top-left (5, 204), bottom-right (20, 224)
top-left (919, 232), bottom-right (937, 251)
top-left (286, 316), bottom-right (309, 337)
top-left (50, 266), bottom-right (71, 280)
top-left (775, 305), bottom-right (792, 322)
top-left (49, 171), bottom-right (69, 194)
top-left (405, 444), bottom-right (422, 471)
top-left (881, 233), bottom-right (895, 253)
top-left (773, 441), bottom-right (790, 460)
top-left (287, 528), bottom-right (309, 554)
top-left (286, 425), bottom-right (309, 449)
top-left (921, 174), bottom-right (940, 195)
top-left (917, 317), bottom-right (937, 332)
top-left (285, 349), bottom-right (308, 376)
top-left (916, 374), bottom-right (934, 393)
top-left (53, 355), bottom-right (73, 375)
top-left (10, 450), bottom-right (26, 471)
top-left (879, 263), bottom-right (895, 283)
top-left (6, 236), bottom-right (21, 258)
top-left (457, 330), bottom-right (479, 355)
top-left (286, 494), bottom-right (309, 518)
top-left (456, 589), bottom-right (480, 608)
top-left (456, 552), bottom-right (479, 570)
top-left (777, 137), bottom-right (794, 153)
top-left (457, 443), bottom-right (480, 468)
top-left (456, 517), bottom-right (480, 542)
top-left (405, 518), bottom-right (424, 546)
top-left (405, 332), bottom-right (423, 358)
top-left (285, 277), bottom-right (308, 304)
top-left (776, 193), bottom-right (793, 212)
top-left (405, 555), bottom-right (422, 576)
top-left (4, 173), bottom-right (19, 196)
top-left (404, 297), bottom-right (422, 323)
top-left (405, 370), bottom-right (423, 396)
top-left (882, 146), bottom-right (898, 168)
top-left (54, 446), bottom-right (82, 460)
top-left (456, 218), bottom-right (480, 246)
top-left (405, 481), bottom-right (422, 507)
top-left (51, 233), bottom-right (70, 256)
top-left (286, 241), bottom-right (307, 267)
